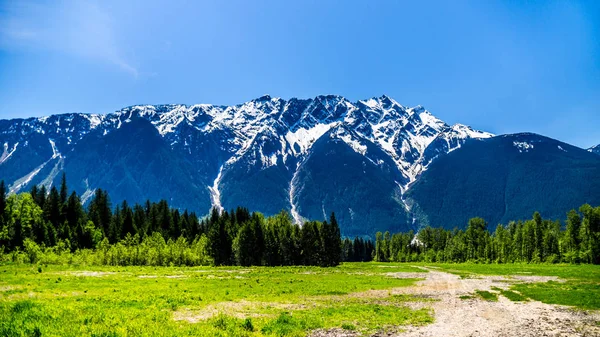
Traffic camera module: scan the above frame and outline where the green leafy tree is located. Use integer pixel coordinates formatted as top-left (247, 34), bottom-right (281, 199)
top-left (5, 193), bottom-right (44, 248)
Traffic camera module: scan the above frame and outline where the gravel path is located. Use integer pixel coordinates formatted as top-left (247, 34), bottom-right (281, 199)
top-left (314, 267), bottom-right (600, 337)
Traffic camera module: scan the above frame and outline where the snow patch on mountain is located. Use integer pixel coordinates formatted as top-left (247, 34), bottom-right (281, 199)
top-left (10, 161), bottom-right (49, 193)
top-left (81, 188), bottom-right (96, 204)
top-left (333, 127), bottom-right (367, 155)
top-left (0, 142), bottom-right (18, 165)
top-left (514, 141), bottom-right (534, 153)
top-left (83, 114), bottom-right (104, 129)
top-left (49, 139), bottom-right (61, 159)
top-left (40, 158), bottom-right (64, 190)
top-left (289, 162), bottom-right (303, 225)
top-left (80, 179), bottom-right (96, 204)
top-left (208, 165), bottom-right (224, 213)
top-left (285, 123), bottom-right (335, 155)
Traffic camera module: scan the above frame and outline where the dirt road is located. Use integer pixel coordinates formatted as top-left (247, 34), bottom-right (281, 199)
top-left (314, 267), bottom-right (600, 337)
top-left (393, 267), bottom-right (600, 336)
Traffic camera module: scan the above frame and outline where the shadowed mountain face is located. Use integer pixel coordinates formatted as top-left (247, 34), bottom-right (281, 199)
top-left (61, 118), bottom-right (210, 211)
top-left (590, 144), bottom-right (600, 155)
top-left (1, 96), bottom-right (597, 235)
top-left (406, 133), bottom-right (600, 228)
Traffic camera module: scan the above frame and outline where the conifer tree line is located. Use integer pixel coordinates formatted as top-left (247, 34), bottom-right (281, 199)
top-left (374, 207), bottom-right (600, 264)
top-left (0, 175), bottom-right (342, 267)
top-left (3, 174), bottom-right (598, 266)
top-left (341, 237), bottom-right (375, 263)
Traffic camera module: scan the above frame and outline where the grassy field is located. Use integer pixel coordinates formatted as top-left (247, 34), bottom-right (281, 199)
top-left (1, 262), bottom-right (599, 336)
top-left (0, 263), bottom-right (432, 337)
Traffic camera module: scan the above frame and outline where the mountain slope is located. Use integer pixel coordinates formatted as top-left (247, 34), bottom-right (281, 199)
top-left (294, 126), bottom-right (409, 237)
top-left (589, 144), bottom-right (600, 155)
top-left (406, 133), bottom-right (600, 228)
top-left (0, 94), bottom-right (495, 235)
top-left (61, 118), bottom-right (210, 210)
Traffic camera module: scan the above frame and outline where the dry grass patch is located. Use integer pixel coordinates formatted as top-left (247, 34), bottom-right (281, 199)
top-left (173, 300), bottom-right (308, 322)
top-left (66, 271), bottom-right (117, 277)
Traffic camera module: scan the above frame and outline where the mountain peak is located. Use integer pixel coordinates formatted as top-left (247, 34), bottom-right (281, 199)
top-left (409, 105), bottom-right (425, 113)
top-left (254, 94), bottom-right (273, 102)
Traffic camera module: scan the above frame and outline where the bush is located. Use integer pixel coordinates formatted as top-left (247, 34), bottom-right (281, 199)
top-left (241, 318), bottom-right (254, 332)
top-left (23, 239), bottom-right (42, 264)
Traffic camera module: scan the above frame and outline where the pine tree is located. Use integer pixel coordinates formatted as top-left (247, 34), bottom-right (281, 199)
top-left (158, 200), bottom-right (172, 237)
top-left (579, 204), bottom-right (600, 264)
top-left (88, 189), bottom-right (112, 236)
top-left (11, 217), bottom-right (23, 249)
top-left (171, 209), bottom-right (182, 239)
top-left (325, 212), bottom-right (342, 266)
top-left (522, 220), bottom-right (536, 262)
top-left (207, 208), bottom-right (232, 266)
top-left (30, 185), bottom-right (38, 206)
top-left (187, 212), bottom-right (201, 239)
top-left (375, 232), bottom-right (384, 262)
top-left (148, 203), bottom-right (160, 234)
top-left (0, 181), bottom-right (6, 228)
top-left (219, 211), bottom-right (233, 265)
top-left (36, 185), bottom-right (47, 209)
top-left (250, 214), bottom-right (264, 265)
top-left (466, 217), bottom-right (488, 261)
top-left (566, 209), bottom-right (582, 254)
top-left (44, 187), bottom-right (61, 232)
top-left (180, 210), bottom-right (190, 239)
top-left (66, 192), bottom-right (84, 230)
top-left (121, 201), bottom-right (135, 238)
top-left (262, 224), bottom-right (278, 266)
top-left (301, 221), bottom-right (321, 265)
top-left (133, 205), bottom-right (147, 238)
top-left (533, 212), bottom-right (544, 261)
top-left (109, 205), bottom-right (122, 243)
top-left (59, 173), bottom-right (68, 205)
top-left (233, 222), bottom-right (256, 266)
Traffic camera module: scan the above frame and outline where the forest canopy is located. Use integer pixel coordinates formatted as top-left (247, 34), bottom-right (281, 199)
top-left (1, 174), bottom-right (599, 266)
top-left (0, 175), bottom-right (342, 267)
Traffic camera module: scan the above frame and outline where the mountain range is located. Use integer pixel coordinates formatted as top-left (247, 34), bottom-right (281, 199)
top-left (1, 95), bottom-right (598, 236)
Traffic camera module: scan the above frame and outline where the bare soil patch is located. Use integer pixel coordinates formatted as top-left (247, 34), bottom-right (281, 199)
top-left (67, 271), bottom-right (116, 277)
top-left (313, 267), bottom-right (599, 337)
top-left (173, 300), bottom-right (308, 322)
top-left (392, 268), bottom-right (599, 337)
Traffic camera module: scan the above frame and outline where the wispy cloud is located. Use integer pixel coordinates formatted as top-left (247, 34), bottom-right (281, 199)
top-left (0, 0), bottom-right (138, 77)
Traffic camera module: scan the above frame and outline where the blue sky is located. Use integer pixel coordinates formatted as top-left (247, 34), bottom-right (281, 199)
top-left (0, 0), bottom-right (599, 148)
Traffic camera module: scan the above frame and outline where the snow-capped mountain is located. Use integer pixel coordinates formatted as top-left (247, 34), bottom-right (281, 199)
top-left (0, 95), bottom-right (493, 236)
top-left (589, 144), bottom-right (600, 155)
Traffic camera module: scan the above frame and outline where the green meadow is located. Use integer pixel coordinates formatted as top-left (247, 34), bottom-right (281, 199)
top-left (1, 262), bottom-right (599, 336)
top-left (0, 263), bottom-right (431, 337)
